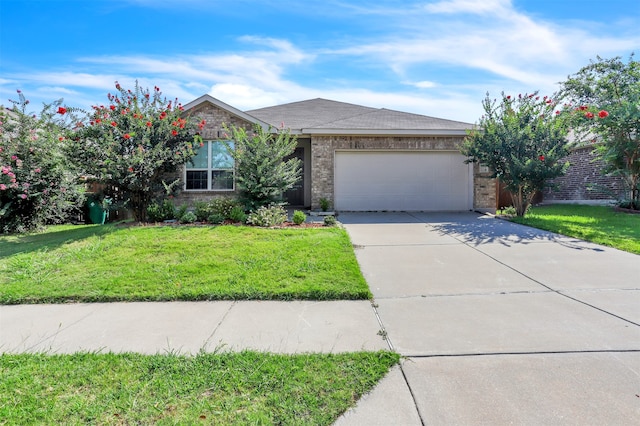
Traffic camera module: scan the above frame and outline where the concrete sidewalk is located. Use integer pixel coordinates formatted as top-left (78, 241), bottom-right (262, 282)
top-left (335, 212), bottom-right (640, 425)
top-left (0, 300), bottom-right (386, 354)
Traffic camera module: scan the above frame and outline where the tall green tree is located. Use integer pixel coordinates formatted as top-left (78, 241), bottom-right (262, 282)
top-left (460, 92), bottom-right (570, 216)
top-left (70, 82), bottom-right (204, 222)
top-left (561, 55), bottom-right (640, 209)
top-left (0, 92), bottom-right (84, 233)
top-left (223, 124), bottom-right (301, 210)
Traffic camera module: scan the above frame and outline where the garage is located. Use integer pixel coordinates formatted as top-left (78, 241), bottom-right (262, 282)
top-left (334, 151), bottom-right (472, 211)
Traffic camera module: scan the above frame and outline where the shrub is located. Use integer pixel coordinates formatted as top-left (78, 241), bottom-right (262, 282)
top-left (0, 94), bottom-right (84, 233)
top-left (247, 204), bottom-right (287, 227)
top-left (292, 210), bottom-right (306, 225)
top-left (146, 202), bottom-right (164, 222)
top-left (179, 211), bottom-right (197, 224)
top-left (193, 201), bottom-right (210, 222)
top-left (228, 205), bottom-right (247, 223)
top-left (319, 198), bottom-right (331, 212)
top-left (207, 213), bottom-right (225, 224)
top-left (323, 215), bottom-right (337, 226)
top-left (209, 198), bottom-right (242, 219)
top-left (175, 203), bottom-right (189, 221)
top-left (223, 124), bottom-right (301, 210)
top-left (146, 199), bottom-right (176, 222)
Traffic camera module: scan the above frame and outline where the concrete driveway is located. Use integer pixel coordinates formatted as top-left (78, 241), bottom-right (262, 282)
top-left (336, 212), bottom-right (640, 425)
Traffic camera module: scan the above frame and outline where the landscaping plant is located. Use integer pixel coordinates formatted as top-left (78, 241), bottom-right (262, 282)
top-left (68, 82), bottom-right (205, 222)
top-left (223, 124), bottom-right (301, 210)
top-left (561, 55), bottom-right (640, 209)
top-left (247, 204), bottom-right (288, 227)
top-left (0, 92), bottom-right (84, 233)
top-left (460, 92), bottom-right (571, 216)
top-left (292, 210), bottom-right (306, 225)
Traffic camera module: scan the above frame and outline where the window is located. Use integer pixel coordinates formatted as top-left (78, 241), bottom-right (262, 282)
top-left (185, 141), bottom-right (234, 191)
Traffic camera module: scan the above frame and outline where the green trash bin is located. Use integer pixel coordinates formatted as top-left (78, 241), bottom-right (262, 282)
top-left (87, 197), bottom-right (107, 225)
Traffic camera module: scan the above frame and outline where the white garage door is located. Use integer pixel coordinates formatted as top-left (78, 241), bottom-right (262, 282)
top-left (334, 151), bottom-right (472, 211)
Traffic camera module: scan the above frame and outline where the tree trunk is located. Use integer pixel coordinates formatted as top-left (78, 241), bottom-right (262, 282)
top-left (510, 186), bottom-right (535, 217)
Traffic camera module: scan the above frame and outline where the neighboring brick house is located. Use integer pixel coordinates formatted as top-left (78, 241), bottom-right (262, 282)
top-left (175, 95), bottom-right (495, 212)
top-left (543, 145), bottom-right (626, 204)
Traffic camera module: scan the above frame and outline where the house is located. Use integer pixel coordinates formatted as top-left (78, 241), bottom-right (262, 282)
top-left (175, 95), bottom-right (496, 212)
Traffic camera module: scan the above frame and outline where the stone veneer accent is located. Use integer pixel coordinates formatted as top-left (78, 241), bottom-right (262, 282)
top-left (310, 135), bottom-right (495, 211)
top-left (543, 145), bottom-right (625, 202)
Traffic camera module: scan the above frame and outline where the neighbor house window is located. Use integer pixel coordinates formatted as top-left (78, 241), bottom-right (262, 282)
top-left (185, 141), bottom-right (234, 191)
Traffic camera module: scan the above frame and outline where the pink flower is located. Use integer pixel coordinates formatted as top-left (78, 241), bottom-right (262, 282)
top-left (0, 184), bottom-right (6, 190)
top-left (11, 155), bottom-right (17, 161)
top-left (555, 111), bottom-right (560, 115)
top-left (20, 194), bottom-right (27, 199)
top-left (598, 110), bottom-right (609, 118)
top-left (35, 168), bottom-right (41, 173)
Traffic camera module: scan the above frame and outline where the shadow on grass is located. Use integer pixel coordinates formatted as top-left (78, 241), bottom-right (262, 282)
top-left (0, 224), bottom-right (118, 260)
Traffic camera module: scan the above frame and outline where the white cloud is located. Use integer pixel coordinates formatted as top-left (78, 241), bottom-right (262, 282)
top-left (424, 0), bottom-right (510, 15)
top-left (409, 80), bottom-right (438, 89)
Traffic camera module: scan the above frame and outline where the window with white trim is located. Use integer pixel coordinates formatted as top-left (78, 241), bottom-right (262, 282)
top-left (185, 141), bottom-right (234, 191)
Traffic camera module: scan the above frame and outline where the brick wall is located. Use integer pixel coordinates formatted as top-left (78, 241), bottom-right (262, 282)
top-left (544, 146), bottom-right (625, 202)
top-left (171, 103), bottom-right (254, 206)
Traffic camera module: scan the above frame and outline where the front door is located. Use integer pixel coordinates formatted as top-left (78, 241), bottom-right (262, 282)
top-left (285, 147), bottom-right (304, 206)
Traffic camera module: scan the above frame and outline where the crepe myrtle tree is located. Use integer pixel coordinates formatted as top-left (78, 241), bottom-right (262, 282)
top-left (0, 91), bottom-right (84, 233)
top-left (222, 123), bottom-right (301, 211)
top-left (561, 55), bottom-right (640, 209)
top-left (460, 92), bottom-right (571, 216)
top-left (69, 81), bottom-right (205, 222)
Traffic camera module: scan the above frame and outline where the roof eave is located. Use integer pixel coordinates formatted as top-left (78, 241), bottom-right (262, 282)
top-left (302, 128), bottom-right (470, 136)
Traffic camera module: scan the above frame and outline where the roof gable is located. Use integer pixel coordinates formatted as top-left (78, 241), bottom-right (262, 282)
top-left (183, 94), bottom-right (270, 129)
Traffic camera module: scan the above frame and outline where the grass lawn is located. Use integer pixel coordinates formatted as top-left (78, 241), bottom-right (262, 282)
top-left (0, 350), bottom-right (399, 425)
top-left (0, 224), bottom-right (371, 304)
top-left (511, 204), bottom-right (640, 254)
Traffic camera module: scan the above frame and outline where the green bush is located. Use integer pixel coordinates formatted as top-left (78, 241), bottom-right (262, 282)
top-left (176, 203), bottom-right (189, 221)
top-left (193, 201), bottom-right (210, 222)
top-left (146, 199), bottom-right (177, 222)
top-left (323, 215), bottom-right (337, 226)
top-left (292, 210), bottom-right (306, 225)
top-left (319, 198), bottom-right (331, 212)
top-left (228, 205), bottom-right (247, 223)
top-left (179, 211), bottom-right (197, 224)
top-left (247, 204), bottom-right (287, 227)
top-left (207, 213), bottom-right (225, 224)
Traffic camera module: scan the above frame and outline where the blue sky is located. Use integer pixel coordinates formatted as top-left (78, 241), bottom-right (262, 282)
top-left (1, 0), bottom-right (638, 123)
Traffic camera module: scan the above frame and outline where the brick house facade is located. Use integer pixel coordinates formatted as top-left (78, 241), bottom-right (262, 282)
top-left (543, 145), bottom-right (625, 203)
top-left (174, 95), bottom-right (495, 212)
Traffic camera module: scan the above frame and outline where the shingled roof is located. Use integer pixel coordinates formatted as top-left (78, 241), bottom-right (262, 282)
top-left (247, 98), bottom-right (473, 136)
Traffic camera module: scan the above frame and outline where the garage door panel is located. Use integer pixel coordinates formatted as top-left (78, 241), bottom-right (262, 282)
top-left (335, 151), bottom-right (470, 211)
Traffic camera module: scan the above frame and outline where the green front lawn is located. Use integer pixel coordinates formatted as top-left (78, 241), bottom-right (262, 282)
top-left (512, 204), bottom-right (640, 254)
top-left (0, 350), bottom-right (399, 425)
top-left (0, 224), bottom-right (371, 304)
